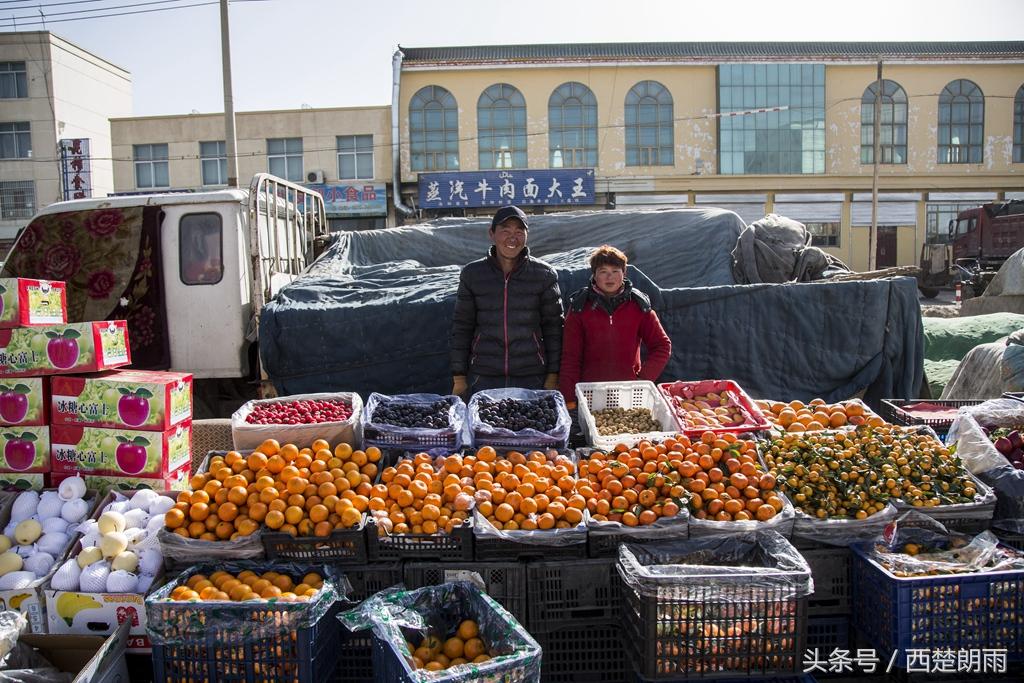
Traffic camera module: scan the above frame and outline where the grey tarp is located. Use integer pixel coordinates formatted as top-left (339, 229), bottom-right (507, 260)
top-left (259, 208), bottom-right (923, 404)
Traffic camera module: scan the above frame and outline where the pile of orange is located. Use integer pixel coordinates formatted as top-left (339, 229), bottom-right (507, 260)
top-left (575, 440), bottom-right (686, 526)
top-left (756, 398), bottom-right (885, 432)
top-left (167, 570), bottom-right (324, 603)
top-left (164, 438), bottom-right (379, 540)
top-left (406, 620), bottom-right (492, 671)
top-left (368, 446), bottom-right (583, 536)
top-left (470, 446), bottom-right (582, 531)
top-left (369, 451), bottom-right (472, 537)
top-left (681, 432), bottom-right (784, 522)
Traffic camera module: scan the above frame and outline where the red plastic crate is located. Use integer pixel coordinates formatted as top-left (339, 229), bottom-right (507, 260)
top-left (658, 379), bottom-right (771, 436)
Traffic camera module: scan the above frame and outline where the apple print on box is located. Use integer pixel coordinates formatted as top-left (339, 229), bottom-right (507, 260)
top-left (45, 329), bottom-right (80, 369)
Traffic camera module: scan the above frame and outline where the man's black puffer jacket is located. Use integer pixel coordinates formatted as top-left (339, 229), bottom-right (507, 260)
top-left (451, 246), bottom-right (564, 379)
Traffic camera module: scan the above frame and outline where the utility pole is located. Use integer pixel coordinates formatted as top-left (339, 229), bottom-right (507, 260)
top-left (868, 58), bottom-right (883, 271)
top-left (220, 0), bottom-right (239, 187)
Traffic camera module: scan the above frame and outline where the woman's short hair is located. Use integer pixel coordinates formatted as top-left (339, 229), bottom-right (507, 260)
top-left (589, 245), bottom-right (628, 273)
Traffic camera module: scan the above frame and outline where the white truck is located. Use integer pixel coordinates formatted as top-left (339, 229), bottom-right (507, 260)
top-left (1, 174), bottom-right (328, 415)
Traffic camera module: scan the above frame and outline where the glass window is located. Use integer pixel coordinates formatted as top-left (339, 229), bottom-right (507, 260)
top-left (718, 64), bottom-right (825, 175)
top-left (267, 137), bottom-right (303, 182)
top-left (938, 79), bottom-right (984, 164)
top-left (625, 81), bottom-right (674, 166)
top-left (925, 202), bottom-right (979, 244)
top-left (861, 80), bottom-right (908, 164)
top-left (199, 140), bottom-right (227, 186)
top-left (133, 143), bottom-right (169, 189)
top-left (0, 180), bottom-right (34, 220)
top-left (1014, 85), bottom-right (1023, 164)
top-left (179, 213), bottom-right (224, 285)
top-left (0, 62), bottom-right (27, 99)
top-left (0, 122), bottom-right (30, 159)
top-left (478, 84), bottom-right (527, 169)
top-left (806, 222), bottom-right (839, 247)
top-left (549, 82), bottom-right (598, 168)
top-left (410, 86), bottom-right (459, 172)
top-left (337, 135), bottom-right (374, 179)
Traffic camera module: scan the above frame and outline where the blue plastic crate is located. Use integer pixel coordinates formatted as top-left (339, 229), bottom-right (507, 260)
top-left (851, 544), bottom-right (1024, 668)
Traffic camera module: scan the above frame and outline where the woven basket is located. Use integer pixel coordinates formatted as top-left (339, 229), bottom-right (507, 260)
top-left (191, 419), bottom-right (233, 470)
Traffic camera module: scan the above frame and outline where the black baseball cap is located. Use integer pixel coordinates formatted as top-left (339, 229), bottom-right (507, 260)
top-left (491, 205), bottom-right (529, 231)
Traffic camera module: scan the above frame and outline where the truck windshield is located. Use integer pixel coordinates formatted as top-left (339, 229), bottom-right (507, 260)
top-left (955, 218), bottom-right (974, 237)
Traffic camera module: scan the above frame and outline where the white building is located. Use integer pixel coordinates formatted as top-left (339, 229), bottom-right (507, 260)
top-left (0, 31), bottom-right (132, 252)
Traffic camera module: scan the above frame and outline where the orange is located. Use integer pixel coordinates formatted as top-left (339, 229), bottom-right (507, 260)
top-left (265, 510), bottom-right (285, 529)
top-left (309, 504), bottom-right (329, 523)
top-left (188, 503), bottom-right (210, 521)
top-left (165, 508), bottom-right (185, 529)
top-left (443, 637), bottom-right (464, 660)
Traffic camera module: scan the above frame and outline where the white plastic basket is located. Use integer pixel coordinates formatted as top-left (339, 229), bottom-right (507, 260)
top-left (575, 380), bottom-right (678, 450)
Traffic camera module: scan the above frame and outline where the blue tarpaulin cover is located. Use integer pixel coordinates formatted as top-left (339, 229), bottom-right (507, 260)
top-left (259, 208), bottom-right (923, 405)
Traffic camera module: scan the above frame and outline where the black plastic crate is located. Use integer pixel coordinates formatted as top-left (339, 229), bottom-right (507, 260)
top-left (367, 517), bottom-right (474, 562)
top-left (802, 547), bottom-right (851, 616)
top-left (633, 671), bottom-right (817, 683)
top-left (403, 561), bottom-right (528, 626)
top-left (587, 524), bottom-right (688, 558)
top-left (806, 616), bottom-right (851, 656)
top-left (532, 620), bottom-right (627, 683)
top-left (151, 595), bottom-right (340, 683)
top-left (879, 399), bottom-right (986, 434)
top-left (527, 558), bottom-right (619, 628)
top-left (342, 563), bottom-right (403, 602)
top-left (474, 532), bottom-right (587, 562)
top-left (995, 529), bottom-right (1024, 552)
top-left (332, 629), bottom-right (376, 683)
top-left (623, 572), bottom-right (807, 680)
top-left (263, 515), bottom-right (368, 564)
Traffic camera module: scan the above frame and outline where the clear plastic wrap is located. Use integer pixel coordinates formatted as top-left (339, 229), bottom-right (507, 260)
top-left (339, 581), bottom-right (541, 683)
top-left (617, 531), bottom-right (813, 601)
top-left (146, 560), bottom-right (346, 646)
top-left (230, 392), bottom-right (363, 450)
top-left (362, 392), bottom-right (467, 450)
top-left (791, 503), bottom-right (899, 547)
top-left (0, 612), bottom-right (25, 662)
top-left (587, 509), bottom-right (689, 543)
top-left (156, 527), bottom-right (265, 565)
top-left (472, 509), bottom-right (586, 547)
top-left (468, 388), bottom-right (570, 448)
top-left (688, 493), bottom-right (796, 539)
top-left (867, 510), bottom-right (1024, 576)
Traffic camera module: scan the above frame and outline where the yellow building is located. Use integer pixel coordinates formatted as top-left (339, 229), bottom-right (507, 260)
top-left (394, 42), bottom-right (1024, 270)
top-left (110, 105), bottom-right (395, 230)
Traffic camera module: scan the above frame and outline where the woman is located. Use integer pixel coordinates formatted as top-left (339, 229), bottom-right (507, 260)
top-left (559, 245), bottom-right (672, 407)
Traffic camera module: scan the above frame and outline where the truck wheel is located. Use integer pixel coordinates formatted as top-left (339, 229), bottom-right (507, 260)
top-left (918, 287), bottom-right (940, 299)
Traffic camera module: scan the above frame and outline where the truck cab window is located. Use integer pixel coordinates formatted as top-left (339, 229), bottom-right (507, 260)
top-left (180, 213), bottom-right (223, 285)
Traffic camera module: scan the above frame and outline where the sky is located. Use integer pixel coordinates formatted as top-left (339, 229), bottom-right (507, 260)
top-left (2, 0), bottom-right (1023, 117)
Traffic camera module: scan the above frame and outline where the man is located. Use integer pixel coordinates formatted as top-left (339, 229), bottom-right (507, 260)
top-left (450, 206), bottom-right (563, 396)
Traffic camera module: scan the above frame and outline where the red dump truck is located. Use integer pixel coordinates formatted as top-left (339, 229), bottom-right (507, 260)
top-left (917, 199), bottom-right (1024, 298)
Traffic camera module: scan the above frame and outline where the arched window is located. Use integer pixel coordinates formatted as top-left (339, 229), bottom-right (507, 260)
top-left (625, 80), bottom-right (674, 166)
top-left (549, 82), bottom-right (597, 168)
top-left (1014, 85), bottom-right (1024, 163)
top-left (938, 79), bottom-right (984, 164)
top-left (409, 85), bottom-right (459, 172)
top-left (860, 79), bottom-right (907, 164)
top-left (477, 84), bottom-right (526, 170)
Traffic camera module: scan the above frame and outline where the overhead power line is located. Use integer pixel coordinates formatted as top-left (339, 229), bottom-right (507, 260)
top-left (2, 0), bottom-right (218, 27)
top-left (5, 0), bottom-right (193, 23)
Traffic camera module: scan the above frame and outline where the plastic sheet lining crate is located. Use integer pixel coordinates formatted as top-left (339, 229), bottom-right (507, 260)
top-left (995, 529), bottom-right (1024, 552)
top-left (468, 388), bottom-right (571, 451)
top-left (891, 471), bottom-right (995, 535)
top-left (403, 561), bottom-right (528, 626)
top-left (851, 544), bottom-right (1024, 668)
top-left (263, 514), bottom-right (368, 564)
top-left (527, 558), bottom-right (620, 628)
top-left (332, 564), bottom-right (402, 683)
top-left (362, 393), bottom-right (466, 451)
top-left (879, 400), bottom-right (987, 435)
top-left (367, 517), bottom-right (474, 562)
top-left (149, 581), bottom-right (341, 683)
top-left (576, 380), bottom-right (678, 450)
top-left (532, 620), bottom-right (627, 683)
top-left (802, 547), bottom-right (851, 616)
top-left (619, 538), bottom-right (810, 680)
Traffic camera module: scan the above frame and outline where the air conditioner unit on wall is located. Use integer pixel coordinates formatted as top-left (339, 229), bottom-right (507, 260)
top-left (306, 170), bottom-right (325, 184)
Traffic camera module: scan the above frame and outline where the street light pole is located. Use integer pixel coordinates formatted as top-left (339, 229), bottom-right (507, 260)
top-left (220, 0), bottom-right (238, 188)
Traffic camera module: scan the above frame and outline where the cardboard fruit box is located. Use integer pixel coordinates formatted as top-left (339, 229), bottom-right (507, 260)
top-left (51, 370), bottom-right (193, 431)
top-left (19, 622), bottom-right (131, 683)
top-left (50, 422), bottom-right (191, 479)
top-left (0, 278), bottom-right (67, 329)
top-left (50, 463), bottom-right (190, 494)
top-left (0, 425), bottom-right (49, 476)
top-left (0, 377), bottom-right (48, 427)
top-left (0, 321), bottom-right (130, 378)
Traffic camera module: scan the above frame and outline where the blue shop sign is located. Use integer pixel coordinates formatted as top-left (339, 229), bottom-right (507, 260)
top-left (418, 169), bottom-right (595, 209)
